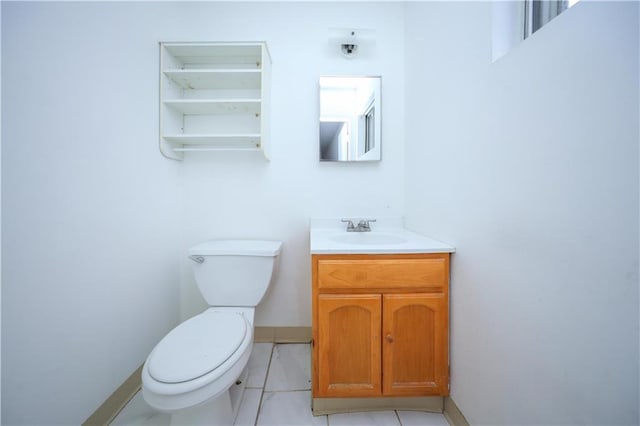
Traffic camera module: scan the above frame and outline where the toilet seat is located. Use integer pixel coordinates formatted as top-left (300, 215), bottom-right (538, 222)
top-left (147, 310), bottom-right (248, 384)
top-left (142, 307), bottom-right (254, 412)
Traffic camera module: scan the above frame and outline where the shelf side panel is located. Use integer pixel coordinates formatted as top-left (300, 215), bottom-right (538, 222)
top-left (160, 42), bottom-right (183, 160)
top-left (261, 43), bottom-right (271, 160)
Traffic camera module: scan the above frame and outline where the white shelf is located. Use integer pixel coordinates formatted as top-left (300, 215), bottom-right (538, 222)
top-left (174, 147), bottom-right (262, 152)
top-left (159, 42), bottom-right (271, 160)
top-left (164, 133), bottom-right (261, 144)
top-left (163, 99), bottom-right (261, 115)
top-left (163, 69), bottom-right (262, 90)
top-left (163, 43), bottom-right (263, 67)
top-left (166, 134), bottom-right (262, 152)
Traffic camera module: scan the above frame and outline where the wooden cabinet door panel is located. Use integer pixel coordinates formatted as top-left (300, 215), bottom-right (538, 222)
top-left (382, 293), bottom-right (449, 396)
top-left (317, 294), bottom-right (381, 397)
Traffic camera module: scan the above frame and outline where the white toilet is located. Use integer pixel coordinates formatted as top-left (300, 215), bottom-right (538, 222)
top-left (141, 239), bottom-right (282, 425)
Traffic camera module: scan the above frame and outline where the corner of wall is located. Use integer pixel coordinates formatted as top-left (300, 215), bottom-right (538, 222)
top-left (491, 0), bottom-right (524, 62)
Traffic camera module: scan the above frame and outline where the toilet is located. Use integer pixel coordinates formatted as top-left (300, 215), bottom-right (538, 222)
top-left (141, 239), bottom-right (282, 425)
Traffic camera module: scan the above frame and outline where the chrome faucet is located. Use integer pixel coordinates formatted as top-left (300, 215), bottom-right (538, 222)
top-left (341, 218), bottom-right (376, 232)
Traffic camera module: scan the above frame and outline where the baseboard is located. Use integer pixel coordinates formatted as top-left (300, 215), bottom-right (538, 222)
top-left (254, 326), bottom-right (312, 343)
top-left (82, 365), bottom-right (143, 426)
top-left (84, 327), bottom-right (311, 424)
top-left (312, 396), bottom-right (443, 416)
top-left (443, 396), bottom-right (470, 426)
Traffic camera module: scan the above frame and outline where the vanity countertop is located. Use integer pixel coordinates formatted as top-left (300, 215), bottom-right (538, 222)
top-left (310, 218), bottom-right (456, 255)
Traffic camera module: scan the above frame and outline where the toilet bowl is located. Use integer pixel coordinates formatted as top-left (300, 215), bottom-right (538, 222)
top-left (141, 239), bottom-right (282, 425)
top-left (142, 307), bottom-right (254, 411)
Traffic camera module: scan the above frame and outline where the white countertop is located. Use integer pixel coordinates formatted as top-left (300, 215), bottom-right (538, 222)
top-left (309, 218), bottom-right (456, 255)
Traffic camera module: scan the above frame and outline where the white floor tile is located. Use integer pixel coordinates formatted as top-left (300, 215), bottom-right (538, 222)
top-left (264, 344), bottom-right (311, 391)
top-left (110, 392), bottom-right (170, 426)
top-left (396, 410), bottom-right (449, 426)
top-left (112, 344), bottom-right (451, 426)
top-left (247, 342), bottom-right (274, 388)
top-left (234, 388), bottom-right (263, 426)
top-left (328, 410), bottom-right (400, 426)
top-left (257, 391), bottom-right (326, 426)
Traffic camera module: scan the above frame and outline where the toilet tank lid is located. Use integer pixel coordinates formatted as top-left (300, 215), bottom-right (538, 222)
top-left (188, 239), bottom-right (283, 257)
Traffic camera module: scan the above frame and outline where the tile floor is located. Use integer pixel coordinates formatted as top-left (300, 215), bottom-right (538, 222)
top-left (111, 343), bottom-right (450, 426)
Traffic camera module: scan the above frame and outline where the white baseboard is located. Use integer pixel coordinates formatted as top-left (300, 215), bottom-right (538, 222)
top-left (82, 365), bottom-right (142, 426)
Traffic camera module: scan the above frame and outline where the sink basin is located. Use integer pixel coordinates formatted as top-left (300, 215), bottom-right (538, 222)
top-left (309, 218), bottom-right (456, 254)
top-left (330, 233), bottom-right (408, 245)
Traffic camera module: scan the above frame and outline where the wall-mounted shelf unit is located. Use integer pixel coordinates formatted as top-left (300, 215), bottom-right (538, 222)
top-left (159, 42), bottom-right (272, 160)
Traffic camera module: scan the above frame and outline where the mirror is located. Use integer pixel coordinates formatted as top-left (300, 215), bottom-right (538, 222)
top-left (319, 76), bottom-right (381, 162)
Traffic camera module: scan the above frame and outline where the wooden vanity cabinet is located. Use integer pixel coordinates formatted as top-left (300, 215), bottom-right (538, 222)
top-left (312, 253), bottom-right (450, 399)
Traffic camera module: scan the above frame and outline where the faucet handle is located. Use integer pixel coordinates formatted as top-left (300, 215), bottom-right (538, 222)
top-left (357, 219), bottom-right (376, 231)
top-left (341, 219), bottom-right (356, 231)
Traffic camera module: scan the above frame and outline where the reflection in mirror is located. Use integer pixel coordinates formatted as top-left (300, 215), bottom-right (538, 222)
top-left (319, 76), bottom-right (381, 162)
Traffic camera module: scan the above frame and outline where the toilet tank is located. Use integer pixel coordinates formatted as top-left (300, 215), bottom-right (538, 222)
top-left (188, 240), bottom-right (282, 307)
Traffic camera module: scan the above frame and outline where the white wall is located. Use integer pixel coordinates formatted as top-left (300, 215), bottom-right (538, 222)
top-left (176, 2), bottom-right (406, 325)
top-left (404, 1), bottom-right (639, 424)
top-left (0, 1), bottom-right (3, 421)
top-left (1, 1), bottom-right (405, 423)
top-left (2, 3), bottom-right (182, 424)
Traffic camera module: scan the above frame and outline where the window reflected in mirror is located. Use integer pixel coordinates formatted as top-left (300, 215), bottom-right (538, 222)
top-left (319, 76), bottom-right (381, 162)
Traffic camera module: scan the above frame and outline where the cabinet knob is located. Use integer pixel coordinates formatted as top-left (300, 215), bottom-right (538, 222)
top-left (386, 334), bottom-right (394, 343)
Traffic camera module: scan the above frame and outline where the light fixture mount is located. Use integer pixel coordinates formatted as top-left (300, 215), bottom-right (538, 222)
top-left (329, 28), bottom-right (376, 60)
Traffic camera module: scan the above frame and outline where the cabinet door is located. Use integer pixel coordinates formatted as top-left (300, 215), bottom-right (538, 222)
top-left (317, 294), bottom-right (381, 397)
top-left (382, 294), bottom-right (449, 396)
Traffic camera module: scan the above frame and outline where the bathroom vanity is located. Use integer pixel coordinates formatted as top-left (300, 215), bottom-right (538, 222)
top-left (310, 219), bottom-right (455, 415)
